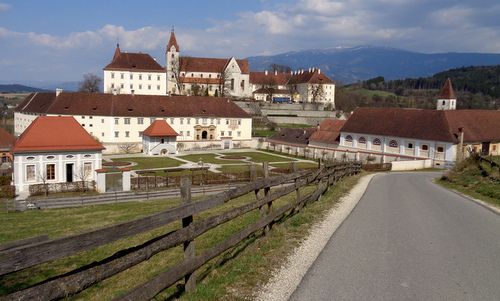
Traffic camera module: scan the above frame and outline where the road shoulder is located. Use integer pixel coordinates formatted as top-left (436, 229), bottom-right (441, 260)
top-left (255, 173), bottom-right (377, 301)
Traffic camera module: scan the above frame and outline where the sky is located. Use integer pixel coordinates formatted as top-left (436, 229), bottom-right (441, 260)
top-left (1, 0), bottom-right (500, 84)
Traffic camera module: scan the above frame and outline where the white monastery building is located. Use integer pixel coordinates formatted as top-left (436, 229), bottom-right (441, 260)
top-left (337, 79), bottom-right (500, 166)
top-left (103, 44), bottom-right (166, 95)
top-left (249, 68), bottom-right (335, 105)
top-left (11, 116), bottom-right (104, 195)
top-left (14, 92), bottom-right (252, 154)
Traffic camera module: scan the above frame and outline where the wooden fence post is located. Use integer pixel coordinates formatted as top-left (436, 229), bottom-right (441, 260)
top-left (261, 162), bottom-right (271, 234)
top-left (250, 165), bottom-right (257, 181)
top-left (180, 177), bottom-right (196, 292)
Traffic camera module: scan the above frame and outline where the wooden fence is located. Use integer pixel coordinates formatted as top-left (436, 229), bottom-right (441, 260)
top-left (0, 161), bottom-right (361, 301)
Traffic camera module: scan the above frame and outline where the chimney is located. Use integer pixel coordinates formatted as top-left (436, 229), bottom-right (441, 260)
top-left (308, 67), bottom-right (311, 73)
top-left (265, 70), bottom-right (268, 76)
top-left (274, 70), bottom-right (277, 76)
top-left (56, 88), bottom-right (63, 97)
top-left (318, 69), bottom-right (321, 74)
top-left (290, 70), bottom-right (293, 75)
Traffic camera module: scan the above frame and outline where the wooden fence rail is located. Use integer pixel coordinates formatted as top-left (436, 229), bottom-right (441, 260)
top-left (0, 161), bottom-right (361, 301)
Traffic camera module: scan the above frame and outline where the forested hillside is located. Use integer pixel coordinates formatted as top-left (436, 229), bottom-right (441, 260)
top-left (336, 66), bottom-right (500, 112)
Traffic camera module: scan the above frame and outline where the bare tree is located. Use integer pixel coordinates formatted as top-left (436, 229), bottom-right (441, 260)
top-left (310, 84), bottom-right (325, 103)
top-left (217, 68), bottom-right (232, 97)
top-left (38, 168), bottom-right (49, 196)
top-left (75, 164), bottom-right (92, 192)
top-left (270, 63), bottom-right (291, 73)
top-left (78, 73), bottom-right (102, 93)
top-left (169, 57), bottom-right (185, 94)
top-left (191, 84), bottom-right (202, 96)
top-left (118, 143), bottom-right (137, 154)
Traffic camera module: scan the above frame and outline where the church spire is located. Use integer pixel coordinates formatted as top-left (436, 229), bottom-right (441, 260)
top-left (112, 43), bottom-right (121, 61)
top-left (167, 28), bottom-right (180, 52)
top-left (439, 78), bottom-right (456, 99)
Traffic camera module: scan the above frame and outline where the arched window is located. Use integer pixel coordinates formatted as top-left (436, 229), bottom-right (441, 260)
top-left (345, 135), bottom-right (353, 142)
top-left (421, 144), bottom-right (429, 151)
top-left (358, 137), bottom-right (366, 144)
top-left (437, 146), bottom-right (444, 153)
top-left (389, 140), bottom-right (398, 148)
top-left (373, 138), bottom-right (381, 146)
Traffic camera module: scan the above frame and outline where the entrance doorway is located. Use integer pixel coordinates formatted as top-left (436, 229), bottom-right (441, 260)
top-left (481, 142), bottom-right (490, 155)
top-left (224, 140), bottom-right (231, 149)
top-left (202, 131), bottom-right (208, 140)
top-left (66, 163), bottom-right (74, 182)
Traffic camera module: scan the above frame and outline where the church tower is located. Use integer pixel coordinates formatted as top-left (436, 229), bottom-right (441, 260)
top-left (436, 78), bottom-right (457, 110)
top-left (166, 29), bottom-right (180, 95)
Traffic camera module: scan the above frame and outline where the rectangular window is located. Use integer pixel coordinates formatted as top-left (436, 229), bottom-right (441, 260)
top-left (148, 74), bottom-right (152, 80)
top-left (138, 131), bottom-right (143, 137)
top-left (120, 83), bottom-right (124, 89)
top-left (202, 118), bottom-right (207, 125)
top-left (101, 118), bottom-right (105, 123)
top-left (170, 118), bottom-right (174, 124)
top-left (238, 119), bottom-right (241, 125)
top-left (237, 131), bottom-right (241, 137)
top-left (241, 80), bottom-right (245, 88)
top-left (157, 85), bottom-right (160, 90)
top-left (148, 85), bottom-right (151, 90)
top-left (221, 131), bottom-right (224, 136)
top-left (130, 84), bottom-right (133, 90)
top-left (180, 118), bottom-right (184, 125)
top-left (228, 131), bottom-right (232, 137)
top-left (83, 162), bottom-right (92, 178)
top-left (210, 118), bottom-right (214, 125)
top-left (157, 75), bottom-right (161, 81)
top-left (125, 131), bottom-right (130, 137)
top-left (101, 132), bottom-right (104, 137)
top-left (115, 131), bottom-right (119, 138)
top-left (26, 165), bottom-right (36, 181)
top-left (196, 118), bottom-right (199, 124)
top-left (111, 72), bottom-right (115, 79)
top-left (124, 118), bottom-right (131, 124)
top-left (138, 117), bottom-right (144, 124)
top-left (217, 119), bottom-right (220, 125)
top-left (111, 83), bottom-right (114, 88)
top-left (115, 118), bottom-right (119, 125)
top-left (180, 131), bottom-right (183, 136)
top-left (231, 78), bottom-right (234, 91)
top-left (226, 119), bottom-right (229, 125)
top-left (187, 118), bottom-right (191, 125)
top-left (120, 73), bottom-right (124, 79)
top-left (139, 84), bottom-right (142, 89)
top-left (46, 164), bottom-right (55, 180)
top-left (150, 117), bottom-right (155, 124)
top-left (139, 74), bottom-right (142, 80)
top-left (187, 131), bottom-right (190, 136)
top-left (130, 74), bottom-right (133, 80)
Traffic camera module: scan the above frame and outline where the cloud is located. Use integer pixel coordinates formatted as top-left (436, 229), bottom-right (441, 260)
top-left (0, 3), bottom-right (10, 12)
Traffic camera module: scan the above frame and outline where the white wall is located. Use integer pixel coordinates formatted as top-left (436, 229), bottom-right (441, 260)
top-left (13, 151), bottom-right (102, 193)
top-left (104, 70), bottom-right (166, 95)
top-left (391, 159), bottom-right (433, 171)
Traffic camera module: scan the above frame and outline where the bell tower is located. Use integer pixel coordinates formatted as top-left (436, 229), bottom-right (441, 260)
top-left (166, 28), bottom-right (180, 95)
top-left (436, 78), bottom-right (457, 110)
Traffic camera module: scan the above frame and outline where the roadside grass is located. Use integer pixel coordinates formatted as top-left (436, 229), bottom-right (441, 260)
top-left (173, 172), bottom-right (365, 301)
top-left (438, 158), bottom-right (500, 208)
top-left (110, 157), bottom-right (184, 170)
top-left (0, 170), bottom-right (364, 300)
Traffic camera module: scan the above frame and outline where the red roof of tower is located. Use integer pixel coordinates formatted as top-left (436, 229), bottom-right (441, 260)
top-left (12, 116), bottom-right (104, 153)
top-left (143, 120), bottom-right (178, 137)
top-left (113, 43), bottom-right (121, 61)
top-left (439, 78), bottom-right (456, 99)
top-left (167, 30), bottom-right (180, 52)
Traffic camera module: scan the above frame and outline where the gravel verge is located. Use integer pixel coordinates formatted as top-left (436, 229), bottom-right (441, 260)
top-left (254, 173), bottom-right (377, 301)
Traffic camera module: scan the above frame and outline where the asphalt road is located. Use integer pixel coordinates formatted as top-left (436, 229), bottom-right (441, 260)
top-left (290, 172), bottom-right (500, 301)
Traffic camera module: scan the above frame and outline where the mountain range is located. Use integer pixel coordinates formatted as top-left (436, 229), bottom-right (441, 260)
top-left (247, 46), bottom-right (500, 84)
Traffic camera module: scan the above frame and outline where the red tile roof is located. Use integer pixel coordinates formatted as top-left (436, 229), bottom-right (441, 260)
top-left (439, 78), bottom-right (456, 99)
top-left (249, 72), bottom-right (291, 86)
top-left (309, 119), bottom-right (345, 145)
top-left (167, 30), bottom-right (180, 52)
top-left (0, 127), bottom-right (15, 151)
top-left (268, 128), bottom-right (316, 146)
top-left (180, 57), bottom-right (249, 74)
top-left (143, 120), bottom-right (178, 137)
top-left (341, 107), bottom-right (500, 143)
top-left (288, 69), bottom-right (335, 85)
top-left (16, 92), bottom-right (251, 119)
top-left (104, 51), bottom-right (164, 72)
top-left (12, 116), bottom-right (104, 153)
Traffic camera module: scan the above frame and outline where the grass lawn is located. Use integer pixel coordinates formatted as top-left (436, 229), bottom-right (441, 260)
top-left (252, 129), bottom-right (276, 137)
top-left (223, 151), bottom-right (296, 163)
top-left (110, 156), bottom-right (184, 170)
top-left (217, 164), bottom-right (256, 174)
top-left (178, 154), bottom-right (233, 164)
top-left (0, 168), bottom-right (364, 300)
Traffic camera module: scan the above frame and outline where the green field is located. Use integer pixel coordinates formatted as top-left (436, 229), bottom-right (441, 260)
top-left (111, 157), bottom-right (184, 170)
top-left (222, 151), bottom-right (296, 163)
top-left (177, 154), bottom-right (233, 164)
